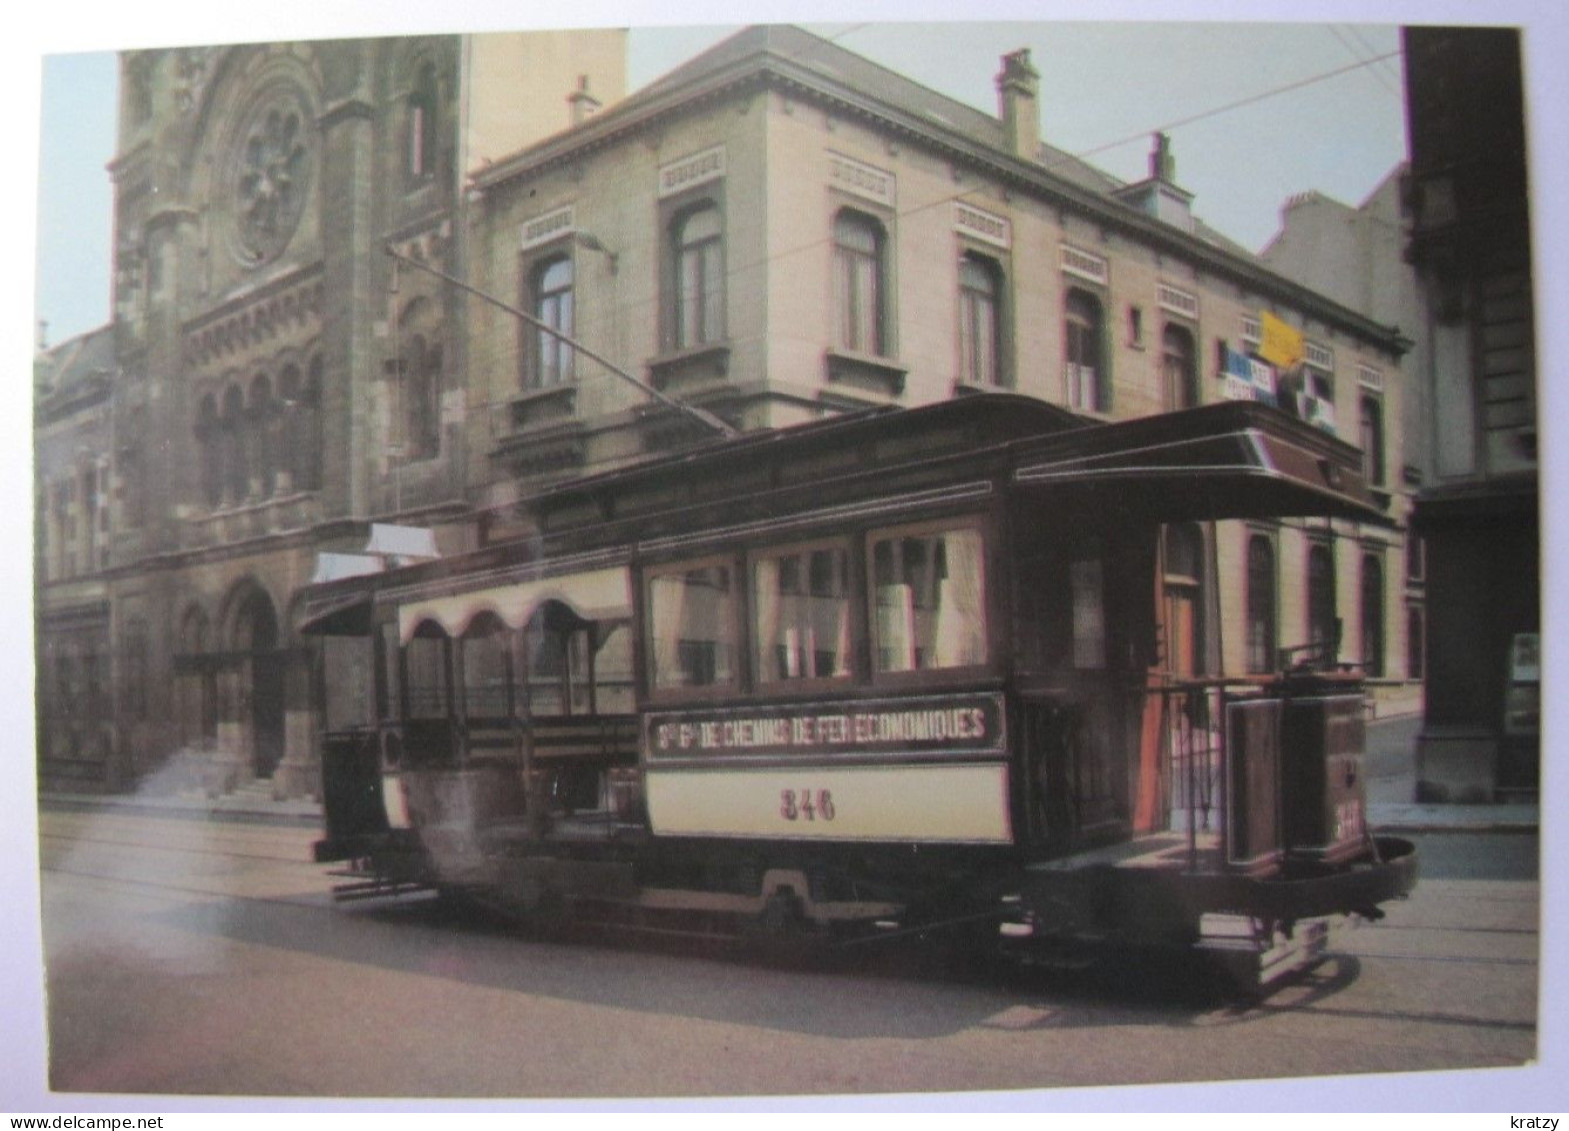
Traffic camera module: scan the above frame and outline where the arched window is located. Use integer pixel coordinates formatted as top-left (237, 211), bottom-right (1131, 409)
top-left (407, 61), bottom-right (438, 181)
top-left (959, 253), bottom-right (1002, 386)
top-left (1307, 543), bottom-right (1338, 663)
top-left (406, 334), bottom-right (441, 461)
top-left (197, 394), bottom-right (222, 509)
top-left (1162, 323), bottom-right (1198, 411)
top-left (1065, 289), bottom-right (1106, 411)
top-left (1245, 534), bottom-right (1277, 674)
top-left (1361, 553), bottom-right (1385, 678)
top-left (834, 210), bottom-right (887, 356)
top-left (299, 354), bottom-right (324, 491)
top-left (396, 297), bottom-right (442, 462)
top-left (673, 204), bottom-right (723, 349)
top-left (248, 374), bottom-right (275, 498)
top-left (1360, 394), bottom-right (1386, 487)
top-left (530, 254), bottom-right (575, 388)
top-left (221, 385), bottom-right (247, 504)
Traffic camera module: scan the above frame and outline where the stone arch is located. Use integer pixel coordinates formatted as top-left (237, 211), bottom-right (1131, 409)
top-left (220, 578), bottom-right (287, 778)
top-left (174, 601), bottom-right (219, 751)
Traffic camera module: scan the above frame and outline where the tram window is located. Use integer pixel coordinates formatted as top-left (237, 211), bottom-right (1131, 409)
top-left (523, 604), bottom-right (587, 717)
top-left (321, 635), bottom-right (375, 731)
top-left (594, 622), bottom-right (635, 713)
top-left (753, 544), bottom-right (852, 684)
top-left (646, 561), bottom-right (737, 690)
top-left (461, 614), bottom-right (512, 719)
top-left (870, 524), bottom-right (986, 673)
top-left (404, 624), bottom-right (451, 719)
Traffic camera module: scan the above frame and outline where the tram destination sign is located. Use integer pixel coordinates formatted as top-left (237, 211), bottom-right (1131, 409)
top-left (644, 692), bottom-right (1006, 763)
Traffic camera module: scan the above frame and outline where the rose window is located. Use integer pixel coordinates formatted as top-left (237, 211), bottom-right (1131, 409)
top-left (230, 94), bottom-right (312, 265)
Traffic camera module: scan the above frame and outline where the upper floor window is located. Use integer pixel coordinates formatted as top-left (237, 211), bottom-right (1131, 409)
top-left (1065, 289), bottom-right (1107, 412)
top-left (1360, 394), bottom-right (1386, 487)
top-left (1161, 323), bottom-right (1198, 411)
top-left (833, 210), bottom-right (888, 357)
top-left (397, 297), bottom-right (442, 462)
top-left (958, 253), bottom-right (1002, 387)
top-left (197, 394), bottom-right (222, 509)
top-left (407, 62), bottom-right (438, 181)
top-left (529, 254), bottom-right (575, 388)
top-left (673, 204), bottom-right (724, 349)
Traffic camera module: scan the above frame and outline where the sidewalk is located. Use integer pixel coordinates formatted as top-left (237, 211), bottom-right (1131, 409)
top-left (40, 785), bottom-right (323, 828)
top-left (1362, 712), bottom-right (1538, 833)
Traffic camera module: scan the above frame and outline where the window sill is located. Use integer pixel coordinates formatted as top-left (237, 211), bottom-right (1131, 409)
top-left (952, 379), bottom-right (1009, 398)
top-left (648, 341), bottom-right (732, 391)
top-left (508, 382), bottom-right (578, 432)
top-left (825, 349), bottom-right (906, 398)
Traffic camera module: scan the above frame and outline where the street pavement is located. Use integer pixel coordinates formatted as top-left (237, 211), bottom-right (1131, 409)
top-left (38, 712), bottom-right (1538, 834)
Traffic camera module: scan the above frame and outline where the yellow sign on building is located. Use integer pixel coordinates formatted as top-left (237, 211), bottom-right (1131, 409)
top-left (1259, 310), bottom-right (1304, 370)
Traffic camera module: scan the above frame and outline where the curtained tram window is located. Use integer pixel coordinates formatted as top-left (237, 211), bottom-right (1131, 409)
top-left (752, 542), bottom-right (853, 685)
top-left (646, 559), bottom-right (738, 691)
top-left (870, 522), bottom-right (987, 674)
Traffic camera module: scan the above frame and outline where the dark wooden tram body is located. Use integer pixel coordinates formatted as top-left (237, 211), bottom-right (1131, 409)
top-left (303, 394), bottom-right (1416, 985)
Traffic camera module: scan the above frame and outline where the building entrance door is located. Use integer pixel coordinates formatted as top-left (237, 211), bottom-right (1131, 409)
top-left (234, 587), bottom-right (285, 779)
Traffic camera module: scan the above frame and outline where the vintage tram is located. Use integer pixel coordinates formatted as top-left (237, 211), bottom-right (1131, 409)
top-left (303, 393), bottom-right (1416, 987)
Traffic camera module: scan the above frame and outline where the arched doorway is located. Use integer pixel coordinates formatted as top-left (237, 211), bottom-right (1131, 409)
top-left (231, 584), bottom-right (285, 778)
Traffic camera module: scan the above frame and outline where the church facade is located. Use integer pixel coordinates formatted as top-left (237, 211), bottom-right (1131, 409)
top-left (35, 32), bottom-right (626, 795)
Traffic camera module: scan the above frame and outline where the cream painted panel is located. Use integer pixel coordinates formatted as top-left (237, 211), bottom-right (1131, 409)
top-left (646, 763), bottom-right (1012, 844)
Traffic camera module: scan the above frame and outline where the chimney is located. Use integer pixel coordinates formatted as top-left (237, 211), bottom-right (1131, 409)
top-left (996, 49), bottom-right (1041, 160)
top-left (1150, 132), bottom-right (1176, 182)
top-left (568, 74), bottom-right (601, 127)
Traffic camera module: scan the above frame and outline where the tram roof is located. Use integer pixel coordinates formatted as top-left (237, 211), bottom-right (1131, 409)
top-left (299, 393), bottom-right (1387, 636)
top-left (520, 392), bottom-right (1386, 527)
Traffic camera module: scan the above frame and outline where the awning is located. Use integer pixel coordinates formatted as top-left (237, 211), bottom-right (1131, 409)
top-left (1011, 402), bottom-right (1391, 526)
top-left (396, 565), bottom-right (632, 643)
top-left (297, 593), bottom-right (376, 637)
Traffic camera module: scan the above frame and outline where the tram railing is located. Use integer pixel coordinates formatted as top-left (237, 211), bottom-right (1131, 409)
top-left (1159, 680), bottom-right (1224, 868)
top-left (1158, 670), bottom-right (1371, 876)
